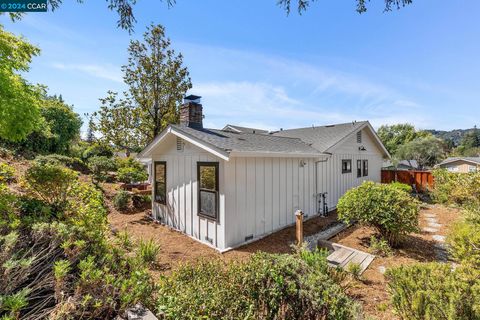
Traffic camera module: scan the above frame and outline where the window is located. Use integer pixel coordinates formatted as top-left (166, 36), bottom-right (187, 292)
top-left (469, 165), bottom-right (477, 173)
top-left (362, 160), bottom-right (369, 177)
top-left (154, 161), bottom-right (166, 204)
top-left (342, 160), bottom-right (352, 173)
top-left (357, 131), bottom-right (362, 143)
top-left (357, 160), bottom-right (362, 178)
top-left (198, 162), bottom-right (219, 220)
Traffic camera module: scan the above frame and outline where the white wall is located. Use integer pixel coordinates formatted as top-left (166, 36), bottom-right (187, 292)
top-left (150, 135), bottom-right (226, 249)
top-left (223, 157), bottom-right (318, 248)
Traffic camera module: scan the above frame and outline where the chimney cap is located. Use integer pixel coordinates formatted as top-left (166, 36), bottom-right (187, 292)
top-left (184, 94), bottom-right (202, 103)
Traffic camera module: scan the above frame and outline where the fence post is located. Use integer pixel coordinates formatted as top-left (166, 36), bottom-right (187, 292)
top-left (295, 210), bottom-right (304, 245)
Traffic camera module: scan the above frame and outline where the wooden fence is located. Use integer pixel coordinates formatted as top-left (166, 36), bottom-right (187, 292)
top-left (381, 170), bottom-right (434, 193)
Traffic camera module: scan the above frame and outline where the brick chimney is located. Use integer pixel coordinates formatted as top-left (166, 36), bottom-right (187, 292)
top-left (180, 95), bottom-right (203, 129)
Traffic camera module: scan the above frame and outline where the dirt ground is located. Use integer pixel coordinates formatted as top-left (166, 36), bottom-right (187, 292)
top-left (330, 204), bottom-right (461, 319)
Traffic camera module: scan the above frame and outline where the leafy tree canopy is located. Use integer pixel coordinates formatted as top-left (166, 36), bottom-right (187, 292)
top-left (5, 0), bottom-right (413, 32)
top-left (395, 136), bottom-right (445, 169)
top-left (92, 24), bottom-right (192, 150)
top-left (377, 123), bottom-right (431, 156)
top-left (0, 25), bottom-right (43, 142)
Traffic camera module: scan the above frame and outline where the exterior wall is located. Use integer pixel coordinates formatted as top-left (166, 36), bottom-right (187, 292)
top-left (319, 127), bottom-right (384, 209)
top-left (223, 157), bottom-right (318, 249)
top-left (440, 161), bottom-right (479, 173)
top-left (150, 135), bottom-right (226, 249)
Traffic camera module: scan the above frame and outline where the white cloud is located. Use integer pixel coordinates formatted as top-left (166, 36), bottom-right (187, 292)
top-left (52, 63), bottom-right (123, 83)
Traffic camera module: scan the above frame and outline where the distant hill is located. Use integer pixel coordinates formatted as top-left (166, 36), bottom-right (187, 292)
top-left (426, 128), bottom-right (475, 146)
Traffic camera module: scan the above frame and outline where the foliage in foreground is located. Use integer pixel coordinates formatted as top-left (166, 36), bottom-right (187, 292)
top-left (157, 248), bottom-right (361, 320)
top-left (337, 181), bottom-right (420, 247)
top-left (432, 169), bottom-right (480, 206)
top-left (0, 162), bottom-right (15, 184)
top-left (386, 263), bottom-right (480, 320)
top-left (0, 163), bottom-right (155, 319)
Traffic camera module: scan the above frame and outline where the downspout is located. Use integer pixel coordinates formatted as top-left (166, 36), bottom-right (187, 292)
top-left (315, 154), bottom-right (331, 214)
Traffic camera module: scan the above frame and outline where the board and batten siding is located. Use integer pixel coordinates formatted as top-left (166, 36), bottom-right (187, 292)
top-left (150, 135), bottom-right (226, 249)
top-left (224, 157), bottom-right (318, 248)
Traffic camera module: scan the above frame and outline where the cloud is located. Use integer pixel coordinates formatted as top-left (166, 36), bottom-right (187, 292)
top-left (52, 63), bottom-right (123, 83)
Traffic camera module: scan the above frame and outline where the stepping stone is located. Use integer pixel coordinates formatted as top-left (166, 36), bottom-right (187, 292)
top-left (432, 235), bottom-right (446, 242)
top-left (423, 213), bottom-right (437, 218)
top-left (428, 222), bottom-right (442, 228)
top-left (378, 266), bottom-right (386, 274)
top-left (424, 217), bottom-right (438, 223)
top-left (423, 227), bottom-right (439, 233)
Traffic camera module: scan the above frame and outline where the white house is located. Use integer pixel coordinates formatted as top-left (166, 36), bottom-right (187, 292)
top-left (138, 95), bottom-right (391, 251)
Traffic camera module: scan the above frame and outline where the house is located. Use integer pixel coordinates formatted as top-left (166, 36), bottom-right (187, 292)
top-left (382, 159), bottom-right (419, 171)
top-left (138, 95), bottom-right (391, 251)
top-left (435, 157), bottom-right (480, 173)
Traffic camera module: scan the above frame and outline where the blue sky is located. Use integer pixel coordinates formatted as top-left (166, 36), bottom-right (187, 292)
top-left (2, 1), bottom-right (479, 134)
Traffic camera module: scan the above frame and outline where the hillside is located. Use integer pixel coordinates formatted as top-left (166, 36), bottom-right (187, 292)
top-left (426, 128), bottom-right (475, 146)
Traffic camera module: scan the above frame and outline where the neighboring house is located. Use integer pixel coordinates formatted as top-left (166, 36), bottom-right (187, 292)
top-left (436, 157), bottom-right (480, 173)
top-left (382, 160), bottom-right (419, 171)
top-left (138, 95), bottom-right (390, 251)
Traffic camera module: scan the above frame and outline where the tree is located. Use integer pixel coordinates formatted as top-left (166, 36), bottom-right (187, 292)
top-left (459, 126), bottom-right (480, 149)
top-left (278, 0), bottom-right (412, 14)
top-left (396, 136), bottom-right (445, 169)
top-left (0, 26), bottom-right (43, 142)
top-left (92, 24), bottom-right (192, 149)
top-left (4, 0), bottom-right (413, 33)
top-left (378, 124), bottom-right (419, 156)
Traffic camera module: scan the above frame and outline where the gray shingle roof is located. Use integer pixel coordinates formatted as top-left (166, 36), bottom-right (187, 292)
top-left (171, 124), bottom-right (321, 155)
top-left (270, 121), bottom-right (368, 153)
top-left (438, 157), bottom-right (480, 165)
top-left (222, 124), bottom-right (269, 134)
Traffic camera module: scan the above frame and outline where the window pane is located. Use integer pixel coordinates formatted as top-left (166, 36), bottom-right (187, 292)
top-left (357, 160), bottom-right (362, 177)
top-left (363, 160), bottom-right (368, 176)
top-left (200, 190), bottom-right (216, 217)
top-left (342, 160), bottom-right (351, 173)
top-left (155, 163), bottom-right (165, 182)
top-left (155, 182), bottom-right (166, 203)
top-left (200, 165), bottom-right (216, 190)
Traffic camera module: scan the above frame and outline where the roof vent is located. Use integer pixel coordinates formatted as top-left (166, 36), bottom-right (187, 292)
top-left (176, 137), bottom-right (184, 151)
top-left (357, 131), bottom-right (362, 143)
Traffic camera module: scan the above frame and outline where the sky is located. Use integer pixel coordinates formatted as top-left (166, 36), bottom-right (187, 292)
top-left (2, 0), bottom-right (480, 135)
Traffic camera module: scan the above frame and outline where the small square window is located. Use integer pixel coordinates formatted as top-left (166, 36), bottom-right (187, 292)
top-left (342, 160), bottom-right (352, 173)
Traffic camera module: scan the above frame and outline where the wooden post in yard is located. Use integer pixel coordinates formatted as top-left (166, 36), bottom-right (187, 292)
top-left (295, 210), bottom-right (304, 245)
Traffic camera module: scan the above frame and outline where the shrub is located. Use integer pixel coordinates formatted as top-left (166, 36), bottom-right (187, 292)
top-left (138, 239), bottom-right (160, 264)
top-left (0, 162), bottom-right (15, 184)
top-left (337, 181), bottom-right (420, 247)
top-left (116, 229), bottom-right (133, 249)
top-left (113, 190), bottom-right (131, 211)
top-left (117, 166), bottom-right (148, 184)
top-left (157, 250), bottom-right (361, 320)
top-left (346, 262), bottom-right (362, 280)
top-left (369, 236), bottom-right (393, 257)
top-left (82, 143), bottom-right (114, 160)
top-left (389, 181), bottom-right (413, 194)
top-left (432, 169), bottom-right (480, 206)
top-left (132, 194), bottom-right (151, 208)
top-left (386, 263), bottom-right (480, 320)
top-left (35, 154), bottom-right (88, 173)
top-left (87, 156), bottom-right (117, 182)
top-left (447, 219), bottom-right (480, 268)
top-left (23, 162), bottom-right (78, 210)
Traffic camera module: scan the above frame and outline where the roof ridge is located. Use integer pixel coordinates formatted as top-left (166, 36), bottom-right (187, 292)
top-left (276, 121), bottom-right (368, 132)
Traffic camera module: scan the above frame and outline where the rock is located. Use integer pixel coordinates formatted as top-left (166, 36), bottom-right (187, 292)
top-left (432, 235), bottom-right (446, 242)
top-left (422, 227), bottom-right (439, 233)
top-left (428, 222), bottom-right (442, 228)
top-left (378, 266), bottom-right (386, 274)
top-left (126, 304), bottom-right (158, 320)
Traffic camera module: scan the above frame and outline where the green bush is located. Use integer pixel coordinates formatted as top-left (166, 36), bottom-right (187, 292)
top-left (386, 263), bottom-right (480, 320)
top-left (132, 194), bottom-right (151, 208)
top-left (116, 157), bottom-right (148, 184)
top-left (369, 236), bottom-right (393, 257)
top-left (82, 143), bottom-right (114, 160)
top-left (337, 181), bottom-right (420, 247)
top-left (448, 220), bottom-right (480, 268)
top-left (432, 169), bottom-right (480, 206)
top-left (0, 162), bottom-right (15, 184)
top-left (113, 190), bottom-right (131, 211)
top-left (157, 250), bottom-right (361, 320)
top-left (35, 154), bottom-right (88, 173)
top-left (87, 156), bottom-right (117, 182)
top-left (23, 162), bottom-right (78, 210)
top-left (389, 181), bottom-right (413, 194)
top-left (138, 239), bottom-right (160, 264)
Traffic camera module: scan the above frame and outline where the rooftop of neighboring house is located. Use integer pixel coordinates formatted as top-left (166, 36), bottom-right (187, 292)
top-left (382, 159), bottom-right (419, 169)
top-left (436, 157), bottom-right (480, 166)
